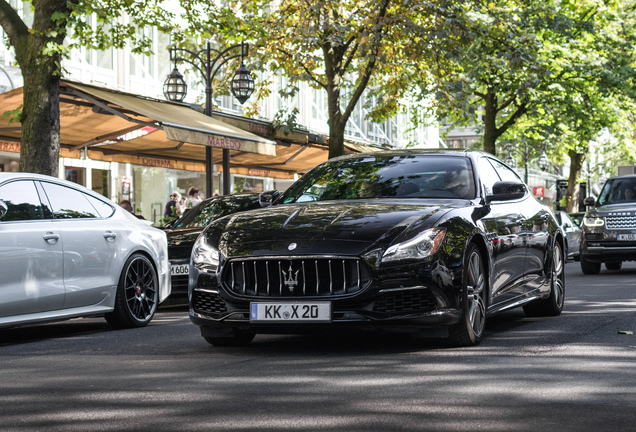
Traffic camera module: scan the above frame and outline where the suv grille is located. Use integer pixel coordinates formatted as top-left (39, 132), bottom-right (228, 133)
top-left (606, 215), bottom-right (636, 230)
top-left (221, 257), bottom-right (371, 298)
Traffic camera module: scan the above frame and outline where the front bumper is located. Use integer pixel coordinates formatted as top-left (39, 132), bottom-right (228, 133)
top-left (580, 243), bottom-right (636, 262)
top-left (188, 258), bottom-right (464, 336)
top-left (580, 232), bottom-right (636, 263)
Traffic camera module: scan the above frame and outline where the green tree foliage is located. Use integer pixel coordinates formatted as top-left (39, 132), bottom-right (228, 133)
top-left (428, 0), bottom-right (636, 210)
top-left (0, 0), bottom-right (178, 176)
top-left (190, 0), bottom-right (456, 159)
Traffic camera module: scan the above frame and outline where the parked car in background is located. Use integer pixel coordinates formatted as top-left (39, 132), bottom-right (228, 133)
top-left (0, 173), bottom-right (171, 329)
top-left (164, 193), bottom-right (262, 304)
top-left (554, 210), bottom-right (581, 260)
top-left (579, 174), bottom-right (636, 274)
top-left (189, 149), bottom-right (565, 347)
top-left (568, 212), bottom-right (584, 227)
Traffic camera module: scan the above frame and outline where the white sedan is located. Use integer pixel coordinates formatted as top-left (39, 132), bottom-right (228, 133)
top-left (0, 172), bottom-right (171, 329)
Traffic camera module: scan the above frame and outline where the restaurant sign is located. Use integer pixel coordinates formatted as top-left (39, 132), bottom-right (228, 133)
top-left (0, 141), bottom-right (20, 153)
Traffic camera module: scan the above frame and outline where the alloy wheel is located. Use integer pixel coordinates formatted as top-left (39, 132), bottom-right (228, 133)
top-left (124, 256), bottom-right (157, 322)
top-left (466, 249), bottom-right (486, 338)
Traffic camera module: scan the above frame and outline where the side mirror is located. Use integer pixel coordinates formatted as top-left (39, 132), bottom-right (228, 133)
top-left (259, 190), bottom-right (281, 208)
top-left (486, 181), bottom-right (526, 203)
top-left (0, 199), bottom-right (7, 220)
top-left (584, 197), bottom-right (595, 207)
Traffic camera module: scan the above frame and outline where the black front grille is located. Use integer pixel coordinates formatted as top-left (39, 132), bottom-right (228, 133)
top-left (221, 257), bottom-right (371, 298)
top-left (197, 274), bottom-right (218, 289)
top-left (373, 289), bottom-right (437, 314)
top-left (171, 274), bottom-right (188, 295)
top-left (192, 289), bottom-right (227, 315)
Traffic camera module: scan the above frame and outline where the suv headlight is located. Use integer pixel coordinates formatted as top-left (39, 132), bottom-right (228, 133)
top-left (192, 235), bottom-right (220, 272)
top-left (382, 228), bottom-right (446, 263)
top-left (583, 217), bottom-right (604, 227)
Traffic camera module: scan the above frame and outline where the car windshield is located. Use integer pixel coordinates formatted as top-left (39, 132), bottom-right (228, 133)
top-left (597, 178), bottom-right (636, 205)
top-left (280, 154), bottom-right (476, 203)
top-left (173, 194), bottom-right (259, 229)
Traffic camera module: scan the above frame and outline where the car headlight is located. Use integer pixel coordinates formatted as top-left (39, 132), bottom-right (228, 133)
top-left (381, 228), bottom-right (446, 263)
top-left (583, 217), bottom-right (604, 227)
top-left (192, 235), bottom-right (220, 272)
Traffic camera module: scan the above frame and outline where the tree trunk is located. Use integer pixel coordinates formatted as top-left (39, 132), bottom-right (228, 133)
top-left (482, 88), bottom-right (498, 155)
top-left (3, 0), bottom-right (68, 176)
top-left (19, 62), bottom-right (62, 176)
top-left (325, 59), bottom-right (345, 159)
top-left (565, 149), bottom-right (585, 213)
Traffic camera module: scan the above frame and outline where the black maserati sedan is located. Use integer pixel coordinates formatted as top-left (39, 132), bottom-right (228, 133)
top-left (164, 193), bottom-right (261, 304)
top-left (188, 150), bottom-right (565, 347)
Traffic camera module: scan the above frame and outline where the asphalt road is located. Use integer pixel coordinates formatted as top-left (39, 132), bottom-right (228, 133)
top-left (1, 261), bottom-right (635, 432)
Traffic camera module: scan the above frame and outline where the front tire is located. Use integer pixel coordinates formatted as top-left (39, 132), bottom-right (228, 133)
top-left (524, 241), bottom-right (565, 317)
top-left (448, 244), bottom-right (486, 347)
top-left (580, 255), bottom-right (601, 274)
top-left (105, 253), bottom-right (158, 328)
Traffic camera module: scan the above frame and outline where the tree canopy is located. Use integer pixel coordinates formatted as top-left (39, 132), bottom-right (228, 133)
top-left (0, 0), bottom-right (178, 175)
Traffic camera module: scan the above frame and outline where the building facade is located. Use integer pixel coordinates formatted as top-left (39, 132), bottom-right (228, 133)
top-left (0, 5), bottom-right (440, 225)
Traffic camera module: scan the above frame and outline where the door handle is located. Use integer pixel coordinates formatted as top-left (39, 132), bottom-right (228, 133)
top-left (43, 232), bottom-right (59, 244)
top-left (103, 231), bottom-right (117, 242)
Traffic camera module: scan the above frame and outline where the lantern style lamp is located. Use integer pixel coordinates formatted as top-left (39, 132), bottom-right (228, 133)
top-left (230, 63), bottom-right (255, 104)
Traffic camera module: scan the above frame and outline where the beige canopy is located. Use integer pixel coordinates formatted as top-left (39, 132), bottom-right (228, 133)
top-left (0, 80), bottom-right (383, 179)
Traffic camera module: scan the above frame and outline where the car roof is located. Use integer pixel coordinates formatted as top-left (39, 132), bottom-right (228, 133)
top-left (607, 174), bottom-right (636, 181)
top-left (0, 172), bottom-right (114, 203)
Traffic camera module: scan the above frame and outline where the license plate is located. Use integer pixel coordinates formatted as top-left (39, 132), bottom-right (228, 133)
top-left (171, 264), bottom-right (189, 276)
top-left (250, 302), bottom-right (331, 323)
top-left (617, 234), bottom-right (636, 241)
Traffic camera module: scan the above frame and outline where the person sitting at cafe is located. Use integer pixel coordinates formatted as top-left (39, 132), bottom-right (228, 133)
top-left (119, 200), bottom-right (145, 219)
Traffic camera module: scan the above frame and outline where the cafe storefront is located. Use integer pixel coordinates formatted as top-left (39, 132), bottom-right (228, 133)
top-left (1, 80), bottom-right (378, 225)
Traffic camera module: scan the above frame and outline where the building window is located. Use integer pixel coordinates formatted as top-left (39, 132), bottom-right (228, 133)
top-left (65, 166), bottom-right (86, 186)
top-left (91, 168), bottom-right (110, 197)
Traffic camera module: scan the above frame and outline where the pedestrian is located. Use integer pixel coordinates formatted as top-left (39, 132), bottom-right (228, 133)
top-left (120, 200), bottom-right (145, 219)
top-left (119, 199), bottom-right (133, 213)
top-left (185, 187), bottom-right (202, 209)
top-left (164, 191), bottom-right (182, 218)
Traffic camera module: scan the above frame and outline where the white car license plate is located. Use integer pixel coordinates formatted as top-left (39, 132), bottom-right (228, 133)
top-left (171, 264), bottom-right (189, 276)
top-left (250, 302), bottom-right (331, 322)
top-left (617, 234), bottom-right (636, 241)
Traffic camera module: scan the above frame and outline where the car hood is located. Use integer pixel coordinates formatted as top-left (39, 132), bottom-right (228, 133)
top-left (167, 227), bottom-right (203, 260)
top-left (587, 203), bottom-right (636, 217)
top-left (205, 199), bottom-right (464, 257)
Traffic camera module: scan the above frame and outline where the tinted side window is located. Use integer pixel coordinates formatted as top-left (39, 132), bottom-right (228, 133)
top-left (477, 157), bottom-right (501, 195)
top-left (0, 180), bottom-right (46, 221)
top-left (40, 182), bottom-right (101, 219)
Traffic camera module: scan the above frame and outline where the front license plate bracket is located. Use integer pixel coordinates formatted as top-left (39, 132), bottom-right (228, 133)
top-left (250, 302), bottom-right (331, 323)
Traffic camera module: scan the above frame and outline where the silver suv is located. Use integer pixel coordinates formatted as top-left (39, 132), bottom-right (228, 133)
top-left (580, 174), bottom-right (636, 274)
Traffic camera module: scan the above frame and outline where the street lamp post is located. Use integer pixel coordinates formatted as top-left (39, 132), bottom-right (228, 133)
top-left (163, 41), bottom-right (255, 196)
top-left (504, 142), bottom-right (531, 184)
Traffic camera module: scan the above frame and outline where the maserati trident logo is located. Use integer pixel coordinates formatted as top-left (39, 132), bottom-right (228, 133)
top-left (282, 263), bottom-right (299, 292)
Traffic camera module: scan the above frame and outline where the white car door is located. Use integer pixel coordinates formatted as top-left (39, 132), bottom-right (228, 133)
top-left (39, 181), bottom-right (122, 309)
top-left (0, 179), bottom-right (65, 317)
